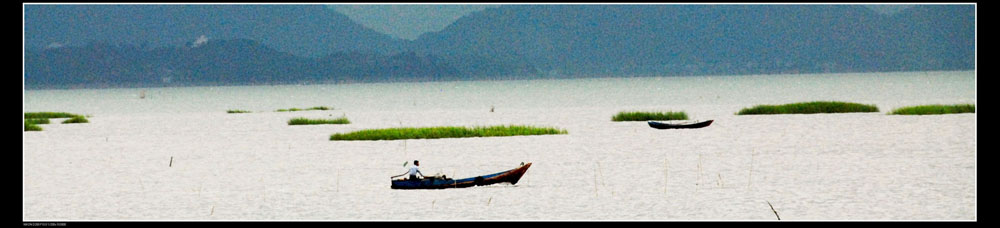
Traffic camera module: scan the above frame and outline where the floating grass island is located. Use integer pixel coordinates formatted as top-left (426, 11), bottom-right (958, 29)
top-left (288, 117), bottom-right (351, 125)
top-left (330, 125), bottom-right (568, 141)
top-left (24, 112), bottom-right (83, 119)
top-left (227, 109), bottom-right (252, 114)
top-left (24, 112), bottom-right (89, 131)
top-left (612, 111), bottom-right (688, 121)
top-left (25, 122), bottom-right (42, 131)
top-left (62, 116), bottom-right (90, 124)
top-left (736, 101), bottom-right (879, 115)
top-left (25, 118), bottom-right (50, 125)
top-left (276, 106), bottom-right (331, 112)
top-left (890, 104), bottom-right (975, 115)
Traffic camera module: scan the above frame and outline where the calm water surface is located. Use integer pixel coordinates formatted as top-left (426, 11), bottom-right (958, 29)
top-left (23, 71), bottom-right (976, 220)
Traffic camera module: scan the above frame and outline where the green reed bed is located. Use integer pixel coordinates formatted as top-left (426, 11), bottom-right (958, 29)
top-left (288, 117), bottom-right (351, 125)
top-left (23, 112), bottom-right (88, 131)
top-left (330, 125), bottom-right (568, 141)
top-left (24, 112), bottom-right (83, 119)
top-left (62, 116), bottom-right (89, 124)
top-left (25, 122), bottom-right (42, 131)
top-left (737, 101), bottom-right (879, 115)
top-left (276, 106), bottom-right (331, 112)
top-left (612, 111), bottom-right (688, 121)
top-left (890, 104), bottom-right (975, 115)
top-left (25, 118), bottom-right (50, 125)
top-left (227, 109), bottom-right (252, 114)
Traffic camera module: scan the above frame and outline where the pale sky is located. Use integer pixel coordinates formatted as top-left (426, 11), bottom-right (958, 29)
top-left (328, 4), bottom-right (498, 40)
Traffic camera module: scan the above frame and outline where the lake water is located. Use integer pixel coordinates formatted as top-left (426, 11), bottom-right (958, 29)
top-left (23, 71), bottom-right (976, 220)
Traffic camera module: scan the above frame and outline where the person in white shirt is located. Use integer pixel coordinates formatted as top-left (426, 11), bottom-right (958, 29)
top-left (394, 160), bottom-right (424, 181)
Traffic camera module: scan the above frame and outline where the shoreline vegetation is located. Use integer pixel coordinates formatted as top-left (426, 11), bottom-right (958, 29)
top-left (24, 112), bottom-right (83, 119)
top-left (25, 118), bottom-right (50, 125)
top-left (62, 116), bottom-right (90, 124)
top-left (289, 117), bottom-right (351, 125)
top-left (890, 104), bottom-right (975, 115)
top-left (612, 111), bottom-right (688, 121)
top-left (277, 106), bottom-right (331, 112)
top-left (330, 125), bottom-right (568, 141)
top-left (24, 112), bottom-right (89, 131)
top-left (736, 101), bottom-right (879, 115)
top-left (25, 122), bottom-right (42, 131)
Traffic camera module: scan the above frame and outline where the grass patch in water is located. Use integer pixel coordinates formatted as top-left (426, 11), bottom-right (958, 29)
top-left (25, 118), bottom-right (50, 125)
top-left (24, 112), bottom-right (88, 130)
top-left (889, 104), bottom-right (975, 115)
top-left (227, 109), bottom-right (252, 114)
top-left (612, 111), bottom-right (688, 121)
top-left (62, 116), bottom-right (89, 124)
top-left (289, 117), bottom-right (351, 125)
top-left (24, 112), bottom-right (83, 119)
top-left (25, 122), bottom-right (42, 131)
top-left (737, 101), bottom-right (879, 115)
top-left (277, 106), bottom-right (330, 112)
top-left (330, 125), bottom-right (568, 141)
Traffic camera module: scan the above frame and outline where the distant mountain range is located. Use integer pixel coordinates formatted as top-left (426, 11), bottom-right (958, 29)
top-left (408, 4), bottom-right (975, 76)
top-left (24, 5), bottom-right (403, 57)
top-left (24, 39), bottom-right (515, 87)
top-left (23, 4), bottom-right (975, 89)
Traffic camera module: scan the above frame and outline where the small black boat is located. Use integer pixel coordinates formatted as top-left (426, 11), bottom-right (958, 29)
top-left (647, 120), bottom-right (714, 129)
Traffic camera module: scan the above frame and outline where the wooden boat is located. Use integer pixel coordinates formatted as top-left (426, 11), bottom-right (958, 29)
top-left (391, 163), bottom-right (532, 190)
top-left (647, 120), bottom-right (714, 129)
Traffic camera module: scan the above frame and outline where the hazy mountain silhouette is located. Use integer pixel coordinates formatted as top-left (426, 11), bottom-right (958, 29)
top-left (24, 4), bottom-right (403, 57)
top-left (23, 4), bottom-right (974, 88)
top-left (408, 5), bottom-right (974, 76)
top-left (24, 38), bottom-right (491, 88)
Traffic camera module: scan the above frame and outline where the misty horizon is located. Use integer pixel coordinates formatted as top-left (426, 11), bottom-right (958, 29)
top-left (23, 4), bottom-right (974, 89)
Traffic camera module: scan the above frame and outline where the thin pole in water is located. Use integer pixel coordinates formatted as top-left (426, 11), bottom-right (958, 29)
top-left (594, 163), bottom-right (599, 198)
top-left (748, 149), bottom-right (756, 190)
top-left (697, 154), bottom-right (703, 188)
top-left (663, 158), bottom-right (669, 195)
top-left (767, 200), bottom-right (780, 220)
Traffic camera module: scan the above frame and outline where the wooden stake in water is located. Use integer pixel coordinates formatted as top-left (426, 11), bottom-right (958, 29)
top-left (262, 183), bottom-right (267, 202)
top-left (663, 159), bottom-right (669, 195)
top-left (748, 149), bottom-right (756, 190)
top-left (597, 161), bottom-right (603, 186)
top-left (169, 156), bottom-right (173, 167)
top-left (594, 162), bottom-right (600, 197)
top-left (767, 200), bottom-right (780, 220)
top-left (697, 154), bottom-right (703, 187)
